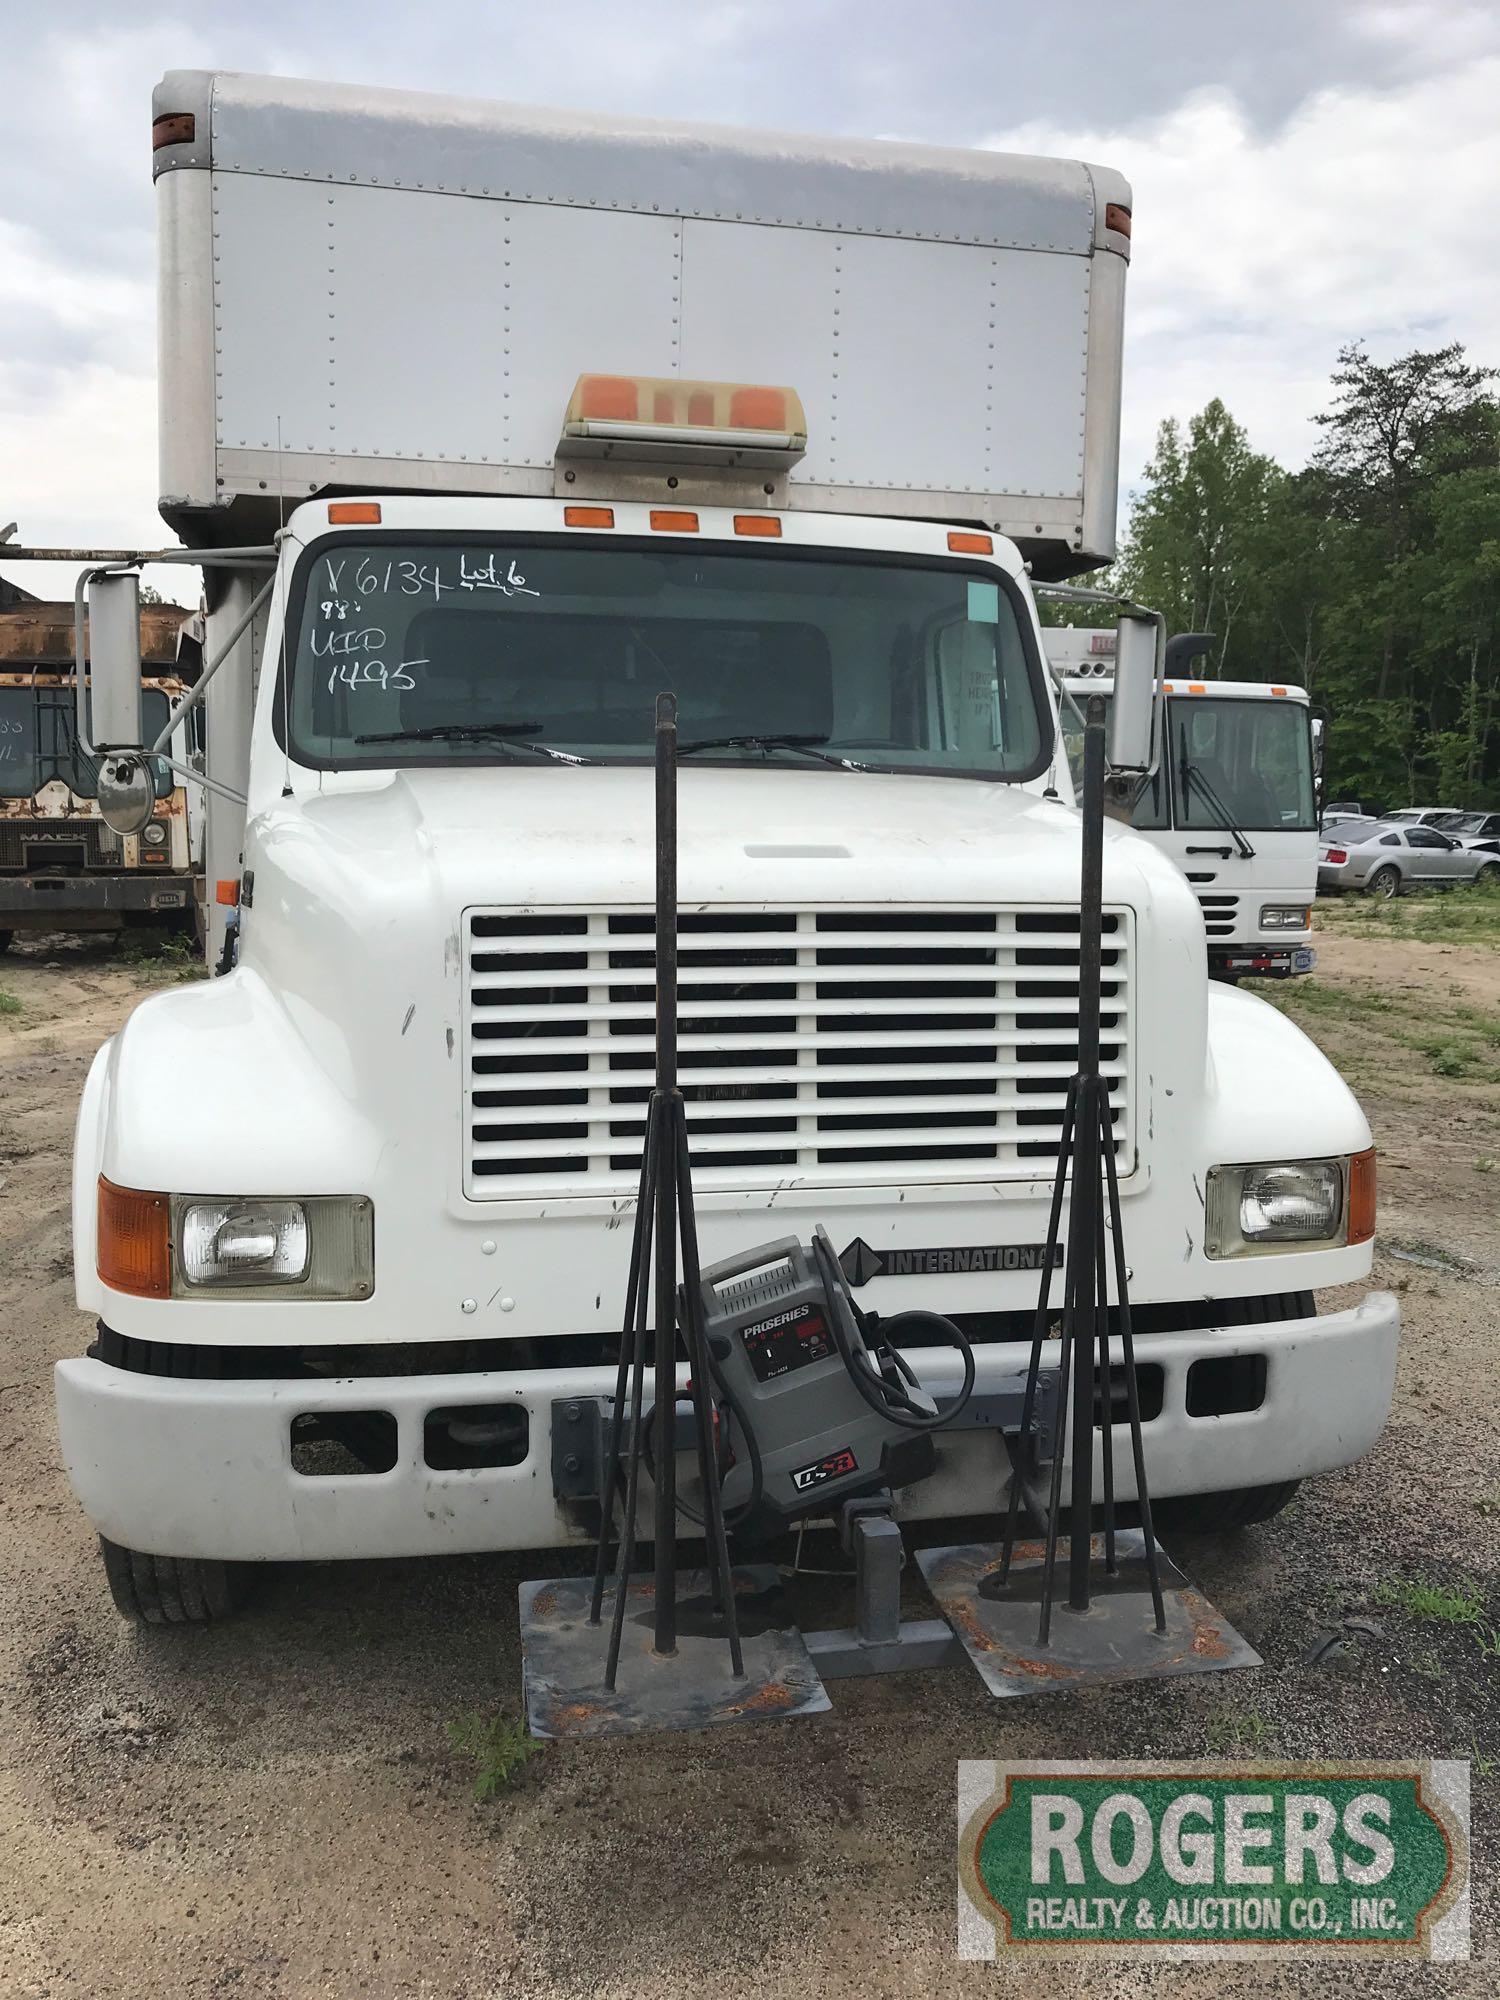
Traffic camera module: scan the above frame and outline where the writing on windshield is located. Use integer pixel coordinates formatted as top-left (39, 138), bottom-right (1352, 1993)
top-left (285, 540), bottom-right (1050, 782)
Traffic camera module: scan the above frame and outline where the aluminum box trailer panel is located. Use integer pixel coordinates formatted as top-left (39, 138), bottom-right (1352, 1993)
top-left (154, 70), bottom-right (1130, 575)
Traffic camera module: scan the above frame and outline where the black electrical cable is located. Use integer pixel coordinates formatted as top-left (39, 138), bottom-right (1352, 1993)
top-left (811, 1232), bottom-right (976, 1432)
top-left (636, 1296), bottom-right (766, 1530)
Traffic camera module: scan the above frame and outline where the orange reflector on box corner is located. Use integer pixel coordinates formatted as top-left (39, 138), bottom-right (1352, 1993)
top-left (650, 510), bottom-right (699, 533)
top-left (947, 531), bottom-right (993, 555)
top-left (328, 502), bottom-right (381, 525)
top-left (97, 1178), bottom-right (171, 1299)
top-left (733, 515), bottom-right (782, 537)
top-left (215, 878), bottom-right (240, 907)
top-left (564, 505), bottom-right (614, 529)
top-left (1104, 201), bottom-right (1132, 239)
top-left (1348, 1147), bottom-right (1377, 1246)
top-left (152, 112), bottom-right (196, 150)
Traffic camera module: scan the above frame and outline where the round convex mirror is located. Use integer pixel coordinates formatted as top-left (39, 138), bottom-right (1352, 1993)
top-left (97, 754), bottom-right (156, 836)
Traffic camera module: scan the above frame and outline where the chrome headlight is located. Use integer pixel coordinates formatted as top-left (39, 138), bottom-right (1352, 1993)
top-left (1205, 1158), bottom-right (1347, 1257)
top-left (1259, 904), bottom-right (1309, 929)
top-left (141, 820), bottom-right (169, 848)
top-left (171, 1194), bottom-right (373, 1297)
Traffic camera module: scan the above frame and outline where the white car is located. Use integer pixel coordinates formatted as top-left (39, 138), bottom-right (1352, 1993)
top-left (1376, 807), bottom-right (1463, 828)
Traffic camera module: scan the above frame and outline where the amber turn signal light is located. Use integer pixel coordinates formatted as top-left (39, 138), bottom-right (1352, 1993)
top-left (98, 1179), bottom-right (172, 1298)
top-left (947, 531), bottom-right (993, 554)
top-left (327, 503), bottom-right (382, 525)
top-left (1347, 1149), bottom-right (1376, 1246)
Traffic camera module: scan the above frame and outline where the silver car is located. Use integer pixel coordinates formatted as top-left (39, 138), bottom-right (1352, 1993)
top-left (1318, 821), bottom-right (1500, 897)
top-left (1429, 809), bottom-right (1500, 851)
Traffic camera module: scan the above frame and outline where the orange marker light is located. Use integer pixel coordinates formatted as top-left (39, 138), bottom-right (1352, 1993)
top-left (328, 503), bottom-right (381, 525)
top-left (650, 510), bottom-right (699, 533)
top-left (733, 515), bottom-right (782, 537)
top-left (564, 506), bottom-right (615, 528)
top-left (1188, 682), bottom-right (1207, 694)
top-left (1348, 1148), bottom-right (1377, 1246)
top-left (97, 1179), bottom-right (172, 1298)
top-left (1271, 685), bottom-right (1287, 696)
top-left (1104, 202), bottom-right (1133, 238)
top-left (947, 531), bottom-right (993, 555)
top-left (215, 878), bottom-right (240, 907)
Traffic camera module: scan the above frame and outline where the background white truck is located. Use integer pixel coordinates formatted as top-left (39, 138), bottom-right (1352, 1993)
top-left (1047, 627), bottom-right (1319, 980)
top-left (49, 71), bottom-right (1394, 1623)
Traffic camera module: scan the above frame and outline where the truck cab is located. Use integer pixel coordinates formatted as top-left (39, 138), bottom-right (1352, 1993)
top-left (1050, 633), bottom-right (1318, 979)
top-left (47, 71), bottom-right (1395, 1622)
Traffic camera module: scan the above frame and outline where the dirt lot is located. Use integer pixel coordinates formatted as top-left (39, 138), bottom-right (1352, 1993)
top-left (0, 915), bottom-right (1495, 1998)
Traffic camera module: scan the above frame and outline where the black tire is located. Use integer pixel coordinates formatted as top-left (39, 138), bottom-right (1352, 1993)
top-left (0, 929), bottom-right (11, 955)
top-left (99, 1536), bottom-right (250, 1625)
top-left (91, 1325), bottom-right (254, 1624)
top-left (1151, 1289), bottom-right (1313, 1536)
top-left (1365, 865), bottom-right (1401, 900)
top-left (1477, 863), bottom-right (1500, 886)
top-left (1154, 1480), bottom-right (1302, 1534)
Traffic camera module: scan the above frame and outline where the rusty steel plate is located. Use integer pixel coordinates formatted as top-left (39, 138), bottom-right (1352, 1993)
top-left (916, 1530), bottom-right (1260, 1698)
top-left (519, 1566), bottom-right (832, 1740)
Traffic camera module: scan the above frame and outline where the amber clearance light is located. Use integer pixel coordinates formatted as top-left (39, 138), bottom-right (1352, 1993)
top-left (1347, 1148), bottom-right (1377, 1247)
top-left (98, 1178), bottom-right (172, 1298)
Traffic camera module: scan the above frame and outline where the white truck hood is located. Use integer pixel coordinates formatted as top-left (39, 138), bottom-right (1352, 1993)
top-left (272, 763), bottom-right (1176, 912)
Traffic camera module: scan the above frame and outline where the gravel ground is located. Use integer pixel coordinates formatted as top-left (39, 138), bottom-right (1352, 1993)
top-left (0, 922), bottom-right (1494, 1998)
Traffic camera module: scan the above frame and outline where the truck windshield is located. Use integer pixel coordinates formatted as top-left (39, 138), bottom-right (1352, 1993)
top-left (1059, 690), bottom-right (1314, 832)
top-left (1170, 698), bottom-right (1315, 832)
top-left (284, 539), bottom-right (1049, 780)
top-left (0, 687), bottom-right (174, 801)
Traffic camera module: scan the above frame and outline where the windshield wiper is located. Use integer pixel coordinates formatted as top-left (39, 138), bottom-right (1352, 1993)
top-left (677, 731), bottom-right (867, 772)
top-left (1181, 758), bottom-right (1256, 859)
top-left (353, 721), bottom-right (593, 765)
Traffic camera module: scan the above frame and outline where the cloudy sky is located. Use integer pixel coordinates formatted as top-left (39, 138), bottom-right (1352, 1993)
top-left (2, 0), bottom-right (1496, 602)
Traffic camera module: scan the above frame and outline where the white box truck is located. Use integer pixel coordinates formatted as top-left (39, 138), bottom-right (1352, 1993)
top-left (50, 71), bottom-right (1395, 1622)
top-left (1046, 628), bottom-right (1320, 979)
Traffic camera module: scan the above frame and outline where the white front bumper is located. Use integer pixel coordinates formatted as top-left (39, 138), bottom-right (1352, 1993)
top-left (55, 1292), bottom-right (1400, 1562)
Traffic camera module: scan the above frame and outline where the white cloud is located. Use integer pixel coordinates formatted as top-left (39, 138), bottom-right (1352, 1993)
top-left (981, 46), bottom-right (1500, 500)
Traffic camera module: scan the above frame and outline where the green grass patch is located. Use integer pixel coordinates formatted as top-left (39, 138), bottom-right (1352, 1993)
top-left (1373, 1576), bottom-right (1484, 1626)
top-left (1204, 1708), bottom-right (1275, 1757)
top-left (445, 1711), bottom-right (543, 1801)
top-left (0, 989), bottom-right (21, 1019)
top-left (1318, 882), bottom-right (1500, 944)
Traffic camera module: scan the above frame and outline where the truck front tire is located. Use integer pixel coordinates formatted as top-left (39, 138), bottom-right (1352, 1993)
top-left (99, 1536), bottom-right (250, 1625)
top-left (1153, 1480), bottom-right (1301, 1534)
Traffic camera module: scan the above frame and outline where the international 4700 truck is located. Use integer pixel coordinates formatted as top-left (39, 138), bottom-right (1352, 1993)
top-left (44, 71), bottom-right (1395, 1622)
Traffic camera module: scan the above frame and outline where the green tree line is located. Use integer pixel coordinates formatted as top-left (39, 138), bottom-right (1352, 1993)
top-left (1082, 345), bottom-right (1500, 809)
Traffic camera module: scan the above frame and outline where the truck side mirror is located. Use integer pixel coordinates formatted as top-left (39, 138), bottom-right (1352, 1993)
top-left (86, 573), bottom-right (154, 836)
top-left (1107, 612), bottom-right (1160, 774)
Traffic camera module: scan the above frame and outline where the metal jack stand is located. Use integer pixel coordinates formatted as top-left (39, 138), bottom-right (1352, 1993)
top-left (917, 708), bottom-right (1260, 1696)
top-left (803, 1500), bottom-right (964, 1680)
top-left (519, 694), bottom-right (830, 1738)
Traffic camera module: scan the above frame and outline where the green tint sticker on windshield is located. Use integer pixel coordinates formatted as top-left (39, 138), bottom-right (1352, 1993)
top-left (967, 580), bottom-right (1000, 625)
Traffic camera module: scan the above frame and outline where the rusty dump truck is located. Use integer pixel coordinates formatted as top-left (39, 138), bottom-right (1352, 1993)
top-left (0, 594), bottom-right (202, 951)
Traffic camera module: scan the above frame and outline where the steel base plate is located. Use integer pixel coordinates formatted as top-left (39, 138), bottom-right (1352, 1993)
top-left (518, 1566), bottom-right (832, 1740)
top-left (916, 1530), bottom-right (1261, 1698)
